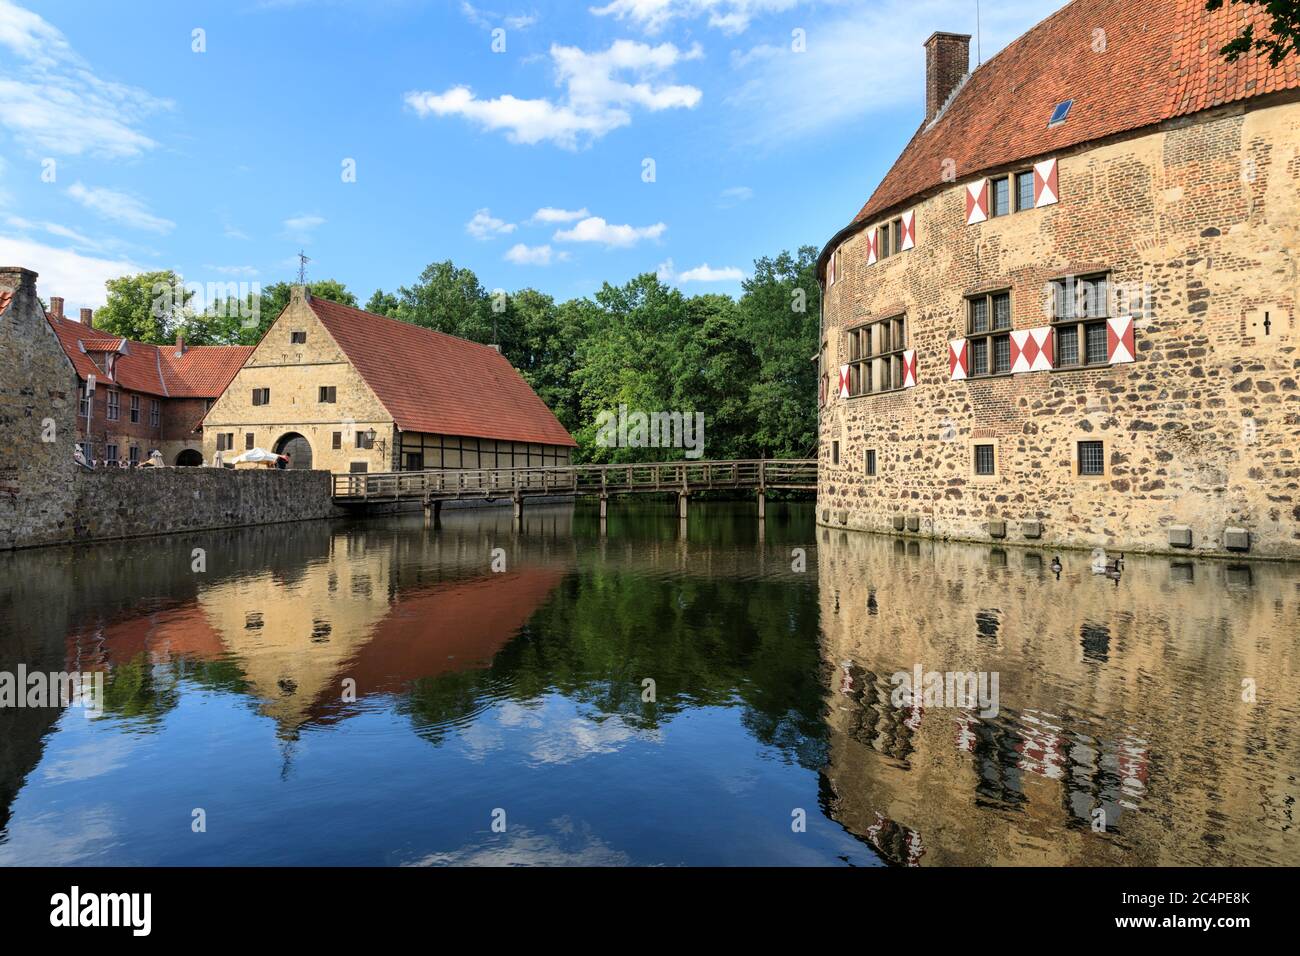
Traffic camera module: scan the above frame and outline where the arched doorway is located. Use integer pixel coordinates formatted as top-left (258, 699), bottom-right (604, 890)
top-left (274, 433), bottom-right (313, 470)
top-left (176, 449), bottom-right (204, 467)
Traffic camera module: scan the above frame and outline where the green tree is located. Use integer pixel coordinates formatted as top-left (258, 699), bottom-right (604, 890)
top-left (365, 289), bottom-right (400, 317)
top-left (390, 261), bottom-right (492, 342)
top-left (1208, 1), bottom-right (1300, 66)
top-left (95, 270), bottom-right (193, 344)
top-left (737, 247), bottom-right (821, 459)
top-left (194, 279), bottom-right (357, 346)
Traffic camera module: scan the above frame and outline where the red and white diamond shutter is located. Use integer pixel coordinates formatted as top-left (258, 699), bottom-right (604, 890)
top-left (838, 364), bottom-right (851, 398)
top-left (965, 180), bottom-right (988, 225)
top-left (1033, 158), bottom-right (1058, 207)
top-left (902, 349), bottom-right (917, 388)
top-left (899, 210), bottom-right (916, 251)
top-left (949, 339), bottom-right (968, 380)
top-left (1010, 327), bottom-right (1055, 373)
top-left (866, 229), bottom-right (878, 266)
top-left (1107, 316), bottom-right (1135, 364)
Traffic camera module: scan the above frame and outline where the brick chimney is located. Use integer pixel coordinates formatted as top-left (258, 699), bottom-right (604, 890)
top-left (80, 308), bottom-right (94, 326)
top-left (49, 296), bottom-right (64, 320)
top-left (175, 331), bottom-right (186, 356)
top-left (925, 32), bottom-right (971, 124)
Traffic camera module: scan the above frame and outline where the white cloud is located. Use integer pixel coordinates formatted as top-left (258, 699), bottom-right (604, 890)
top-left (282, 213), bottom-right (325, 241)
top-left (460, 2), bottom-right (538, 30)
top-left (0, 0), bottom-right (169, 157)
top-left (66, 182), bottom-right (174, 234)
top-left (5, 215), bottom-right (104, 251)
top-left (553, 216), bottom-right (665, 248)
top-left (590, 0), bottom-right (802, 35)
top-left (658, 257), bottom-right (745, 283)
top-left (528, 206), bottom-right (590, 224)
top-left (718, 185), bottom-right (753, 206)
top-left (504, 242), bottom-right (568, 265)
top-left (0, 233), bottom-right (138, 309)
top-left (405, 39), bottom-right (702, 148)
top-left (466, 208), bottom-right (517, 240)
top-left (680, 263), bottom-right (745, 282)
top-left (725, 0), bottom-right (1065, 145)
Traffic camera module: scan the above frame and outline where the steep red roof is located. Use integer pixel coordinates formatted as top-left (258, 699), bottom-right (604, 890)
top-left (851, 0), bottom-right (1300, 227)
top-left (46, 315), bottom-right (252, 399)
top-left (309, 297), bottom-right (577, 447)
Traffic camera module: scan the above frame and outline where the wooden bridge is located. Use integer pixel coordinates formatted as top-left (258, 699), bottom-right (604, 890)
top-left (332, 458), bottom-right (817, 522)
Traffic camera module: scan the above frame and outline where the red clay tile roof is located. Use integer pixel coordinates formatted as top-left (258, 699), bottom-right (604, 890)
top-left (309, 297), bottom-right (577, 447)
top-left (46, 315), bottom-right (252, 398)
top-left (848, 0), bottom-right (1300, 231)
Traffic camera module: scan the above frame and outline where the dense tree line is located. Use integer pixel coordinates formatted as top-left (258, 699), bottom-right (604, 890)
top-left (90, 248), bottom-right (821, 461)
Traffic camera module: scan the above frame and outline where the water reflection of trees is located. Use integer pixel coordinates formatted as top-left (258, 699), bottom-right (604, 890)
top-left (403, 566), bottom-right (828, 769)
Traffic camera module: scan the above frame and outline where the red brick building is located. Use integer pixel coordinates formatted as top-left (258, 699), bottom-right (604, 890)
top-left (817, 0), bottom-right (1300, 558)
top-left (46, 297), bottom-right (252, 467)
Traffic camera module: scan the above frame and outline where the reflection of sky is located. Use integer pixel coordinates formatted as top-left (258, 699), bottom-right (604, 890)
top-left (457, 697), bottom-right (661, 767)
top-left (0, 678), bottom-right (875, 867)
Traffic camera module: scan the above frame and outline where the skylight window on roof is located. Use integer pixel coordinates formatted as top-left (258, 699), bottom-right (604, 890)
top-left (1049, 99), bottom-right (1073, 127)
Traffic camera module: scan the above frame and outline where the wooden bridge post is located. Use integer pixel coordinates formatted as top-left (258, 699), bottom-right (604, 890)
top-left (678, 492), bottom-right (688, 520)
top-left (512, 493), bottom-right (524, 528)
top-left (599, 494), bottom-right (608, 536)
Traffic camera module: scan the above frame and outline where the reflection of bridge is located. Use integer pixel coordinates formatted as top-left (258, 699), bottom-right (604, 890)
top-left (332, 459), bottom-right (818, 522)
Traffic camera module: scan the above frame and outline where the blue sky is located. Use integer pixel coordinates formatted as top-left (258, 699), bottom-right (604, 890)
top-left (0, 0), bottom-right (1064, 311)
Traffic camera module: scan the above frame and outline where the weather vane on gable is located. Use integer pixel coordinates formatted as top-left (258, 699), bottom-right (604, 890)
top-left (297, 250), bottom-right (311, 286)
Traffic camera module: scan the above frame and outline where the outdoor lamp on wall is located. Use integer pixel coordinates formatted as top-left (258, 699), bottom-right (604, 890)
top-left (364, 429), bottom-right (387, 455)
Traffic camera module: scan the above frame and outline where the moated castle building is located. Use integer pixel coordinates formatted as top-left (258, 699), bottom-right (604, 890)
top-left (817, 0), bottom-right (1300, 558)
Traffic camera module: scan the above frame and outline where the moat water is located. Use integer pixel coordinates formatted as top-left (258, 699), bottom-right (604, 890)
top-left (0, 501), bottom-right (1296, 866)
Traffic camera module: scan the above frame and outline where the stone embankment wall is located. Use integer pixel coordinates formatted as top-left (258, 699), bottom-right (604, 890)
top-left (66, 469), bottom-right (341, 547)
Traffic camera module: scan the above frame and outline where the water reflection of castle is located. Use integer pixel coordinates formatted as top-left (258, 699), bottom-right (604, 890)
top-left (818, 530), bottom-right (1300, 866)
top-left (62, 513), bottom-right (572, 737)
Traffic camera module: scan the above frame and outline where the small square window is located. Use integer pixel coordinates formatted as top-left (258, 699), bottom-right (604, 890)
top-left (1016, 171), bottom-right (1035, 211)
top-left (291, 331), bottom-right (307, 344)
top-left (991, 177), bottom-right (1010, 217)
top-left (319, 385), bottom-right (337, 403)
top-left (974, 444), bottom-right (996, 476)
top-left (993, 335), bottom-right (1011, 374)
top-left (349, 462), bottom-right (369, 474)
top-left (992, 292), bottom-right (1011, 330)
top-left (865, 449), bottom-right (877, 476)
top-left (1078, 440), bottom-right (1105, 476)
top-left (332, 432), bottom-right (342, 450)
top-left (1086, 323), bottom-right (1108, 364)
top-left (245, 432), bottom-right (255, 450)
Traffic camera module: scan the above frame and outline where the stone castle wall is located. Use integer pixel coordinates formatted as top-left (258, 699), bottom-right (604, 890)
top-left (818, 98), bottom-right (1300, 558)
top-left (2, 270), bottom-right (341, 551)
top-left (0, 267), bottom-right (78, 551)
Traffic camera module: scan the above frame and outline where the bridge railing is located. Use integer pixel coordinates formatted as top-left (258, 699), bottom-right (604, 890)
top-left (331, 458), bottom-right (816, 501)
